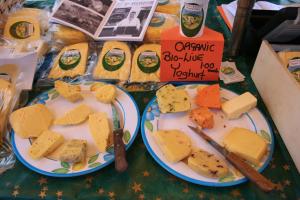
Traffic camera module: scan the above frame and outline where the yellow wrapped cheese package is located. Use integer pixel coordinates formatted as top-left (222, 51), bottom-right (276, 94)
top-left (145, 12), bottom-right (177, 43)
top-left (48, 43), bottom-right (88, 79)
top-left (93, 41), bottom-right (131, 81)
top-left (130, 44), bottom-right (161, 82)
top-left (156, 0), bottom-right (180, 15)
top-left (52, 24), bottom-right (88, 46)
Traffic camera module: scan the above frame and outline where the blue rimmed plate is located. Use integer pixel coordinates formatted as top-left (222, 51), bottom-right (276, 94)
top-left (11, 82), bottom-right (140, 177)
top-left (141, 84), bottom-right (274, 187)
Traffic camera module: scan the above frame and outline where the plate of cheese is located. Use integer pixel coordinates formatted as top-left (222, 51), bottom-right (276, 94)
top-left (141, 84), bottom-right (274, 187)
top-left (10, 81), bottom-right (140, 177)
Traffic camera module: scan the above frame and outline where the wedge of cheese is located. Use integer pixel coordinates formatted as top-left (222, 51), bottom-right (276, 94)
top-left (54, 104), bottom-right (93, 125)
top-left (196, 84), bottom-right (221, 109)
top-left (10, 104), bottom-right (53, 138)
top-left (4, 16), bottom-right (41, 41)
top-left (54, 80), bottom-right (83, 102)
top-left (88, 113), bottom-right (112, 153)
top-left (48, 43), bottom-right (88, 79)
top-left (223, 128), bottom-right (268, 164)
top-left (222, 92), bottom-right (257, 119)
top-left (52, 24), bottom-right (88, 46)
top-left (145, 12), bottom-right (177, 43)
top-left (188, 149), bottom-right (228, 178)
top-left (154, 130), bottom-right (192, 163)
top-left (156, 84), bottom-right (191, 113)
top-left (93, 41), bottom-right (131, 81)
top-left (59, 139), bottom-right (87, 163)
top-left (130, 44), bottom-right (161, 82)
top-left (92, 84), bottom-right (117, 104)
top-left (29, 130), bottom-right (64, 159)
top-left (156, 0), bottom-right (180, 15)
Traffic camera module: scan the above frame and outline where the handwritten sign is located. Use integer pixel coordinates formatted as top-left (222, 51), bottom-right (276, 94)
top-left (160, 26), bottom-right (224, 82)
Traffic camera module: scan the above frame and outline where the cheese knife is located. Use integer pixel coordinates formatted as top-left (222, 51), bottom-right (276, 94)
top-left (111, 103), bottom-right (128, 172)
top-left (188, 125), bottom-right (276, 192)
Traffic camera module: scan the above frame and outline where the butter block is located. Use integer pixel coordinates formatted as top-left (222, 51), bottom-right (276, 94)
top-left (54, 104), bottom-right (93, 125)
top-left (156, 84), bottom-right (191, 113)
top-left (223, 127), bottom-right (268, 164)
top-left (88, 113), bottom-right (112, 152)
top-left (91, 84), bottom-right (116, 104)
top-left (29, 130), bottom-right (64, 159)
top-left (188, 149), bottom-right (228, 178)
top-left (189, 107), bottom-right (214, 129)
top-left (10, 104), bottom-right (53, 138)
top-left (54, 80), bottom-right (83, 102)
top-left (59, 139), bottom-right (87, 163)
top-left (154, 130), bottom-right (192, 163)
top-left (221, 92), bottom-right (257, 119)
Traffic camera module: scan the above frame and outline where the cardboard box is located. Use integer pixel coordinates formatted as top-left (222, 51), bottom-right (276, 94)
top-left (251, 40), bottom-right (300, 172)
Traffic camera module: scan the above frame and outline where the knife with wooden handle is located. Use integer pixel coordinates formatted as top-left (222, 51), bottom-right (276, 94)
top-left (188, 126), bottom-right (276, 192)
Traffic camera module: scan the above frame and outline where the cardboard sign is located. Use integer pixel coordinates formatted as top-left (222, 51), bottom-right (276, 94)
top-left (160, 26), bottom-right (224, 82)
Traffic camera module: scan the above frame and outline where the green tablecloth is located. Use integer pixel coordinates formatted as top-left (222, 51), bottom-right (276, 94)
top-left (0, 0), bottom-right (299, 199)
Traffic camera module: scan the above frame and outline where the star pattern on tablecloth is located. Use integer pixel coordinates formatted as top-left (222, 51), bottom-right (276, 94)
top-left (132, 182), bottom-right (142, 193)
top-left (139, 194), bottom-right (145, 200)
top-left (156, 197), bottom-right (162, 200)
top-left (143, 170), bottom-right (150, 177)
top-left (231, 189), bottom-right (241, 197)
top-left (56, 191), bottom-right (63, 199)
top-left (182, 187), bottom-right (189, 193)
top-left (283, 165), bottom-right (290, 171)
top-left (85, 176), bottom-right (93, 183)
top-left (38, 177), bottom-right (48, 185)
top-left (12, 189), bottom-right (19, 197)
top-left (198, 192), bottom-right (205, 199)
top-left (97, 187), bottom-right (105, 195)
top-left (39, 190), bottom-right (46, 199)
top-left (42, 186), bottom-right (48, 191)
top-left (276, 182), bottom-right (284, 191)
top-left (283, 180), bottom-right (291, 186)
top-left (108, 191), bottom-right (115, 198)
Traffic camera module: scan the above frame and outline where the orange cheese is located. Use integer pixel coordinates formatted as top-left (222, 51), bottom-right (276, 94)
top-left (196, 84), bottom-right (221, 109)
top-left (189, 107), bottom-right (214, 129)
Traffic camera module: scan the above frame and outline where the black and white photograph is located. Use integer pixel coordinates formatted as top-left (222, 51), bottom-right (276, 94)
top-left (52, 1), bottom-right (103, 35)
top-left (69, 0), bottom-right (113, 16)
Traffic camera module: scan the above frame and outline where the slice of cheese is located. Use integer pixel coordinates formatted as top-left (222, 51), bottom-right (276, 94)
top-left (196, 84), bottom-right (221, 109)
top-left (223, 127), bottom-right (268, 164)
top-left (189, 107), bottom-right (214, 129)
top-left (10, 104), bottom-right (53, 138)
top-left (4, 16), bottom-right (41, 42)
top-left (156, 0), bottom-right (180, 15)
top-left (88, 113), bottom-right (112, 153)
top-left (156, 84), bottom-right (191, 113)
top-left (154, 130), bottom-right (192, 163)
top-left (54, 104), bottom-right (93, 125)
top-left (52, 24), bottom-right (88, 46)
top-left (54, 80), bottom-right (83, 102)
top-left (222, 92), bottom-right (257, 119)
top-left (145, 12), bottom-right (177, 43)
top-left (93, 84), bottom-right (117, 104)
top-left (29, 130), bottom-right (64, 159)
top-left (48, 43), bottom-right (88, 79)
top-left (130, 44), bottom-right (161, 82)
top-left (93, 41), bottom-right (131, 81)
top-left (59, 139), bottom-right (87, 163)
top-left (188, 149), bottom-right (228, 178)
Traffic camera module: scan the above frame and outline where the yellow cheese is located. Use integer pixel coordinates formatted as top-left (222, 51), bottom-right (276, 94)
top-left (92, 84), bottom-right (116, 104)
top-left (93, 41), bottom-right (131, 81)
top-left (188, 149), bottom-right (228, 178)
top-left (221, 92), bottom-right (257, 119)
top-left (89, 82), bottom-right (106, 91)
top-left (52, 24), bottom-right (88, 46)
top-left (156, 84), bottom-right (191, 113)
top-left (88, 113), bottom-right (112, 152)
top-left (223, 127), bottom-right (268, 164)
top-left (156, 0), bottom-right (180, 15)
top-left (145, 12), bottom-right (177, 43)
top-left (54, 80), bottom-right (83, 102)
top-left (278, 51), bottom-right (300, 67)
top-left (29, 130), bottom-right (64, 159)
top-left (59, 139), bottom-right (87, 163)
top-left (9, 104), bottom-right (54, 138)
top-left (154, 130), bottom-right (192, 163)
top-left (54, 104), bottom-right (93, 125)
top-left (130, 44), bottom-right (161, 82)
top-left (4, 16), bottom-right (41, 42)
top-left (49, 43), bottom-right (88, 79)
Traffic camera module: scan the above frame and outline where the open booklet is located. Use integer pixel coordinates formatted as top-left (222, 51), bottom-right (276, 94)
top-left (51, 0), bottom-right (158, 41)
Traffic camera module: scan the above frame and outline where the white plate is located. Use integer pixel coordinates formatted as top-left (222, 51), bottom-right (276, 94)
top-left (12, 82), bottom-right (140, 177)
top-left (141, 84), bottom-right (274, 187)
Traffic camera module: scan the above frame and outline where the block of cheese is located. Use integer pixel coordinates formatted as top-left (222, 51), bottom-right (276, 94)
top-left (10, 104), bottom-right (53, 138)
top-left (29, 130), bottom-right (64, 159)
top-left (48, 43), bottom-right (88, 79)
top-left (145, 12), bottom-right (177, 43)
top-left (154, 130), bottom-right (192, 163)
top-left (59, 139), bottom-right (87, 163)
top-left (223, 127), bottom-right (268, 164)
top-left (54, 104), bottom-right (93, 125)
top-left (188, 149), bottom-right (228, 178)
top-left (52, 24), bottom-right (88, 46)
top-left (130, 44), bottom-right (161, 82)
top-left (93, 84), bottom-right (117, 104)
top-left (222, 92), bottom-right (257, 119)
top-left (156, 0), bottom-right (180, 15)
top-left (189, 107), bottom-right (214, 129)
top-left (54, 80), bottom-right (83, 102)
top-left (196, 84), bottom-right (221, 109)
top-left (156, 84), bottom-right (191, 113)
top-left (4, 16), bottom-right (41, 42)
top-left (93, 41), bottom-right (131, 81)
top-left (88, 113), bottom-right (112, 152)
